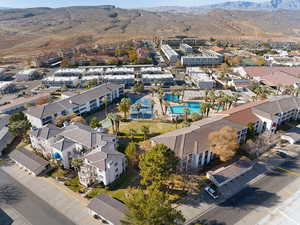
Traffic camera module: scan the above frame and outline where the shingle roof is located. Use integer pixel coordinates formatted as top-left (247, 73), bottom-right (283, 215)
top-left (9, 148), bottom-right (49, 174)
top-left (84, 142), bottom-right (124, 170)
top-left (30, 123), bottom-right (62, 139)
top-left (26, 83), bottom-right (122, 119)
top-left (87, 194), bottom-right (128, 225)
top-left (152, 116), bottom-right (245, 159)
top-left (53, 138), bottom-right (76, 152)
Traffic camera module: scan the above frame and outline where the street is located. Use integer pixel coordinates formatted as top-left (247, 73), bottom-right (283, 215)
top-left (0, 169), bottom-right (75, 225)
top-left (193, 153), bottom-right (300, 225)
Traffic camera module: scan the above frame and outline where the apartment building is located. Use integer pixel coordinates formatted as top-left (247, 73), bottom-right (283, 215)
top-left (0, 114), bottom-right (14, 156)
top-left (16, 69), bottom-right (40, 81)
top-left (152, 96), bottom-right (300, 171)
top-left (161, 45), bottom-right (180, 63)
top-left (26, 83), bottom-right (124, 128)
top-left (187, 67), bottom-right (216, 89)
top-left (54, 68), bottom-right (85, 77)
top-left (181, 50), bottom-right (224, 66)
top-left (0, 82), bottom-right (17, 94)
top-left (42, 76), bottom-right (80, 88)
top-left (29, 122), bottom-right (126, 183)
top-left (102, 75), bottom-right (135, 87)
top-left (180, 43), bottom-right (194, 54)
top-left (141, 73), bottom-right (174, 86)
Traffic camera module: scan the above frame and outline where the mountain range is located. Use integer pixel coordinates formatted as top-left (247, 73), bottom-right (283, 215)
top-left (0, 5), bottom-right (300, 59)
top-left (145, 0), bottom-right (300, 13)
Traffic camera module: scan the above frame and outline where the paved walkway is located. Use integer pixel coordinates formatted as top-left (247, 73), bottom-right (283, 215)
top-left (1, 163), bottom-right (102, 225)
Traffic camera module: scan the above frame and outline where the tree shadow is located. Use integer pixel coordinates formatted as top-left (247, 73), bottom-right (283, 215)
top-left (0, 184), bottom-right (25, 205)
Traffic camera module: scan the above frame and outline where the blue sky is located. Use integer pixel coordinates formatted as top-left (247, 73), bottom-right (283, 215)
top-left (0, 0), bottom-right (264, 8)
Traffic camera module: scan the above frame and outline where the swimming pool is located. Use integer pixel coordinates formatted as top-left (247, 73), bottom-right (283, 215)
top-left (164, 94), bottom-right (179, 103)
top-left (130, 97), bottom-right (153, 119)
top-left (170, 102), bottom-right (202, 115)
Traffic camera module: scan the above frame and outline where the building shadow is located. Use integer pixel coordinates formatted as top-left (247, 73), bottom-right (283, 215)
top-left (192, 219), bottom-right (226, 225)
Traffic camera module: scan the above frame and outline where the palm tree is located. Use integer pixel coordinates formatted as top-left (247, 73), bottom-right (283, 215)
top-left (158, 92), bottom-right (165, 115)
top-left (102, 96), bottom-right (109, 116)
top-left (163, 100), bottom-right (170, 115)
top-left (200, 103), bottom-right (211, 117)
top-left (141, 126), bottom-right (150, 141)
top-left (183, 107), bottom-right (190, 122)
top-left (174, 116), bottom-right (180, 129)
top-left (150, 100), bottom-right (155, 113)
top-left (171, 90), bottom-right (176, 102)
top-left (117, 98), bottom-right (131, 120)
top-left (107, 112), bottom-right (116, 134)
top-left (175, 90), bottom-right (181, 103)
top-left (134, 102), bottom-right (142, 119)
top-left (71, 158), bottom-right (83, 172)
top-left (114, 114), bottom-right (122, 134)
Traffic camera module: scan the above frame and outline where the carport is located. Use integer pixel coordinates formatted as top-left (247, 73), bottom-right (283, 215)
top-left (281, 126), bottom-right (300, 144)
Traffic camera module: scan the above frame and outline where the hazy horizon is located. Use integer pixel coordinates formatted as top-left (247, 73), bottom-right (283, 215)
top-left (0, 0), bottom-right (265, 9)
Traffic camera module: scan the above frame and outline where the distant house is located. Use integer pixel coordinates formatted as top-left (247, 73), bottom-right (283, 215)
top-left (0, 114), bottom-right (14, 156)
top-left (0, 82), bottom-right (17, 95)
top-left (87, 193), bottom-right (128, 225)
top-left (9, 148), bottom-right (50, 176)
top-left (228, 79), bottom-right (252, 92)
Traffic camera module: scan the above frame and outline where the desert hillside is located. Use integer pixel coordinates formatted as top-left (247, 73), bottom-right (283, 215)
top-left (0, 6), bottom-right (300, 58)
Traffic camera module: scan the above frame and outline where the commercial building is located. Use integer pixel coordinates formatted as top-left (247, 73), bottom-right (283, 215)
top-left (181, 50), bottom-right (223, 66)
top-left (141, 73), bottom-right (174, 86)
top-left (161, 45), bottom-right (180, 63)
top-left (42, 76), bottom-right (80, 88)
top-left (0, 114), bottom-right (14, 156)
top-left (152, 96), bottom-right (300, 171)
top-left (161, 37), bottom-right (206, 47)
top-left (0, 82), bottom-right (17, 94)
top-left (15, 69), bottom-right (40, 81)
top-left (26, 83), bottom-right (124, 128)
top-left (87, 194), bottom-right (128, 225)
top-left (9, 148), bottom-right (50, 176)
top-left (180, 43), bottom-right (194, 54)
top-left (187, 67), bottom-right (216, 89)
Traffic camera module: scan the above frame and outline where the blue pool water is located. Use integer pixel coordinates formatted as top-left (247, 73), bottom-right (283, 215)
top-left (164, 94), bottom-right (179, 103)
top-left (170, 102), bottom-right (202, 115)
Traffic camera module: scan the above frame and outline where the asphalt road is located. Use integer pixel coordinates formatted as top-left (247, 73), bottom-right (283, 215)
top-left (194, 160), bottom-right (300, 225)
top-left (0, 169), bottom-right (75, 225)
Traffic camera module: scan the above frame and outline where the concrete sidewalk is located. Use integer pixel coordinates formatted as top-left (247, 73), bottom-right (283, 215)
top-left (1, 163), bottom-right (102, 225)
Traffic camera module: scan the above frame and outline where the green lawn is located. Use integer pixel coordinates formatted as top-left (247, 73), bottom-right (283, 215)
top-left (50, 168), bottom-right (68, 178)
top-left (64, 176), bottom-right (85, 193)
top-left (85, 167), bottom-right (139, 202)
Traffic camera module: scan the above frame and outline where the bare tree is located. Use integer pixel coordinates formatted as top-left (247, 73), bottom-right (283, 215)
top-left (208, 126), bottom-right (239, 161)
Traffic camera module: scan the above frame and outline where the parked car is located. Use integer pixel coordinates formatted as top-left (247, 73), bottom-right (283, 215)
top-left (205, 186), bottom-right (219, 199)
top-left (275, 151), bottom-right (293, 159)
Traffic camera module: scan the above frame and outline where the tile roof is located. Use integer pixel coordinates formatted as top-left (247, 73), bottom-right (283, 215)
top-left (9, 148), bottom-right (49, 174)
top-left (87, 194), bottom-right (128, 225)
top-left (26, 83), bottom-right (122, 119)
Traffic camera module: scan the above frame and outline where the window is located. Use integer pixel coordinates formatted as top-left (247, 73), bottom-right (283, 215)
top-left (114, 162), bottom-right (118, 167)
